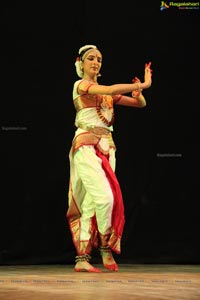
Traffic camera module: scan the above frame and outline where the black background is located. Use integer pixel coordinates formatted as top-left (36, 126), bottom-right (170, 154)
top-left (0, 1), bottom-right (199, 265)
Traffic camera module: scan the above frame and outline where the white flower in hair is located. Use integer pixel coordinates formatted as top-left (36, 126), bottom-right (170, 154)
top-left (78, 45), bottom-right (97, 55)
top-left (75, 57), bottom-right (83, 78)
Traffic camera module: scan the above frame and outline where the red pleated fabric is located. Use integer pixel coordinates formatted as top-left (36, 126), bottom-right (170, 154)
top-left (95, 147), bottom-right (125, 240)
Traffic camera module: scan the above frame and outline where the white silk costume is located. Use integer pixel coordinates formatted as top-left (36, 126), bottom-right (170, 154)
top-left (67, 79), bottom-right (125, 256)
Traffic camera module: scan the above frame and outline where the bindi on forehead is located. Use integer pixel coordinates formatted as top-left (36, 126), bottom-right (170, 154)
top-left (84, 50), bottom-right (102, 60)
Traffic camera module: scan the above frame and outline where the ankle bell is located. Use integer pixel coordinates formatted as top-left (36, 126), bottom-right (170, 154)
top-left (99, 246), bottom-right (111, 253)
top-left (75, 254), bottom-right (91, 263)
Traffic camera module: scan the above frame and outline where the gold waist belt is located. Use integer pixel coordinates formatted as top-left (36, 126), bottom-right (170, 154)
top-left (78, 124), bottom-right (111, 136)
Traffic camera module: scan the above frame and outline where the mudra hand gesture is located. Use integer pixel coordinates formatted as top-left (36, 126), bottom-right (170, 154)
top-left (131, 62), bottom-right (152, 98)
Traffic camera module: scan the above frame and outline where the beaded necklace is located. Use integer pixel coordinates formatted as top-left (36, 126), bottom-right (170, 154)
top-left (96, 95), bottom-right (114, 126)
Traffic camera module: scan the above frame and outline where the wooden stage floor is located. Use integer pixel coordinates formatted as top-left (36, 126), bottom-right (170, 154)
top-left (0, 264), bottom-right (199, 300)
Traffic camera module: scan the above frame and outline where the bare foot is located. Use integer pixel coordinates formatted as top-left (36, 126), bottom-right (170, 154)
top-left (74, 261), bottom-right (101, 273)
top-left (101, 250), bottom-right (118, 271)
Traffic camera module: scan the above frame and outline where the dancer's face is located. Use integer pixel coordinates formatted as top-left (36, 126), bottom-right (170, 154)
top-left (82, 49), bottom-right (102, 79)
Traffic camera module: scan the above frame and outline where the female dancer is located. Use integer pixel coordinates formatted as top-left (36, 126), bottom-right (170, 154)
top-left (67, 44), bottom-right (152, 272)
